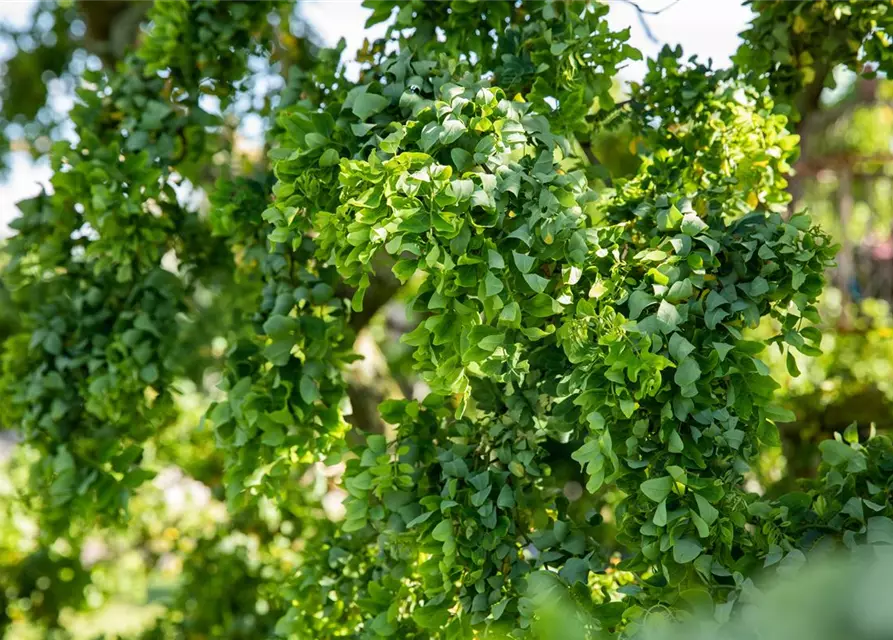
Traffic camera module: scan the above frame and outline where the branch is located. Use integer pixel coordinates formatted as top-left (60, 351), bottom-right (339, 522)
top-left (619, 0), bottom-right (684, 15)
top-left (345, 331), bottom-right (403, 438)
top-left (77, 0), bottom-right (148, 67)
top-left (344, 255), bottom-right (402, 333)
top-left (788, 77), bottom-right (884, 214)
top-left (579, 141), bottom-right (614, 187)
top-left (618, 0), bottom-right (684, 43)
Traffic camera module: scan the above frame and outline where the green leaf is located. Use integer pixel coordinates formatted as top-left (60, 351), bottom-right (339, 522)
top-left (139, 364), bottom-right (159, 384)
top-left (667, 279), bottom-right (693, 303)
top-left (440, 118), bottom-right (467, 144)
top-left (672, 538), bottom-right (703, 564)
top-left (819, 439), bottom-right (866, 473)
top-left (431, 519), bottom-right (452, 542)
top-left (691, 512), bottom-right (710, 538)
top-left (523, 272), bottom-right (550, 293)
top-left (681, 213), bottom-right (708, 236)
top-left (43, 332), bottom-right (62, 355)
top-left (653, 499), bottom-right (668, 526)
top-left (512, 251), bottom-right (536, 273)
top-left (299, 375), bottom-right (320, 404)
top-left (484, 272), bottom-right (504, 297)
top-left (668, 430), bottom-right (684, 453)
top-left (320, 148), bottom-right (340, 167)
top-left (641, 476), bottom-right (673, 502)
top-left (674, 357), bottom-right (701, 387)
top-left (628, 290), bottom-right (656, 320)
top-left (451, 148), bottom-right (473, 171)
top-left (412, 605), bottom-right (450, 630)
top-left (497, 484), bottom-right (515, 509)
top-left (657, 205), bottom-right (682, 231)
top-left (867, 517), bottom-right (893, 545)
top-left (656, 300), bottom-right (681, 332)
top-left (695, 494), bottom-right (718, 525)
top-left (263, 314), bottom-right (297, 338)
top-left (713, 342), bottom-right (734, 361)
top-left (669, 333), bottom-right (695, 362)
top-left (498, 301), bottom-right (521, 327)
top-left (747, 276), bottom-right (769, 297)
top-left (352, 93), bottom-right (389, 120)
top-left (786, 351), bottom-right (801, 377)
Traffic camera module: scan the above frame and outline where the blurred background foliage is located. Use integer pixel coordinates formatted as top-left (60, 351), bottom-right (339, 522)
top-left (0, 0), bottom-right (892, 638)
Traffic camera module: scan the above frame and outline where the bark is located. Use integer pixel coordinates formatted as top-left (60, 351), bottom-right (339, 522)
top-left (77, 0), bottom-right (148, 66)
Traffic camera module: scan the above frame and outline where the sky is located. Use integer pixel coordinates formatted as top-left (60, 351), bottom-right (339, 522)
top-left (0, 0), bottom-right (754, 236)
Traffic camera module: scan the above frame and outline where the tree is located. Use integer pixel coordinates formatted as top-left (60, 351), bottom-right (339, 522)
top-left (1, 1), bottom-right (893, 638)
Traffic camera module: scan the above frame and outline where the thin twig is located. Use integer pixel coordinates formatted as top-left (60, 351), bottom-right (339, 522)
top-left (617, 0), bottom-right (684, 16)
top-left (616, 0), bottom-right (685, 43)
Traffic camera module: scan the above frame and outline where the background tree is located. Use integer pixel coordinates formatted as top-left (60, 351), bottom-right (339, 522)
top-left (1, 1), bottom-right (893, 638)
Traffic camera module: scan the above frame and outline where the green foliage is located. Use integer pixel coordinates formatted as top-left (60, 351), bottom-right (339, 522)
top-left (0, 3), bottom-right (287, 533)
top-left (737, 0), bottom-right (893, 116)
top-left (138, 0), bottom-right (279, 107)
top-left (3, 1), bottom-right (893, 639)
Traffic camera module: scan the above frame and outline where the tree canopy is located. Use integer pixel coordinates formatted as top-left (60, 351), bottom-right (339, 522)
top-left (2, 1), bottom-right (893, 638)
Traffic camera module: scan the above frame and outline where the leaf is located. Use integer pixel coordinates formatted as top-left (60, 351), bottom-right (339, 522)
top-left (406, 511), bottom-right (434, 528)
top-left (640, 476), bottom-right (673, 502)
top-left (867, 517), bottom-right (893, 545)
top-left (819, 439), bottom-right (866, 473)
top-left (263, 314), bottom-right (297, 338)
top-left (681, 213), bottom-right (708, 236)
top-left (497, 484), bottom-right (515, 509)
top-left (747, 276), bottom-right (769, 297)
top-left (498, 301), bottom-right (521, 327)
top-left (139, 364), bottom-right (159, 384)
top-left (695, 494), bottom-right (718, 525)
top-left (523, 272), bottom-right (550, 293)
top-left (320, 148), bottom-right (340, 167)
top-left (299, 375), bottom-right (320, 404)
top-left (512, 251), bottom-right (536, 273)
top-left (440, 118), bottom-right (467, 144)
top-left (559, 558), bottom-right (590, 585)
top-left (706, 291), bottom-right (728, 311)
top-left (713, 342), bottom-right (734, 361)
top-left (691, 512), bottom-right (709, 538)
top-left (672, 537), bottom-right (703, 564)
top-left (352, 93), bottom-right (389, 120)
top-left (412, 605), bottom-right (450, 630)
top-left (786, 351), bottom-right (801, 377)
top-left (451, 148), bottom-right (473, 171)
top-left (657, 205), bottom-right (682, 231)
top-left (449, 179), bottom-right (474, 200)
top-left (638, 249), bottom-right (668, 262)
top-left (43, 332), bottom-right (62, 355)
top-left (674, 357), bottom-right (701, 387)
top-left (669, 333), bottom-right (695, 362)
top-left (431, 519), bottom-right (452, 542)
top-left (653, 499), bottom-right (668, 526)
top-left (668, 430), bottom-right (684, 453)
top-left (656, 300), bottom-right (681, 332)
top-left (628, 290), bottom-right (656, 320)
top-left (484, 272), bottom-right (504, 297)
top-left (667, 279), bottom-right (693, 303)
